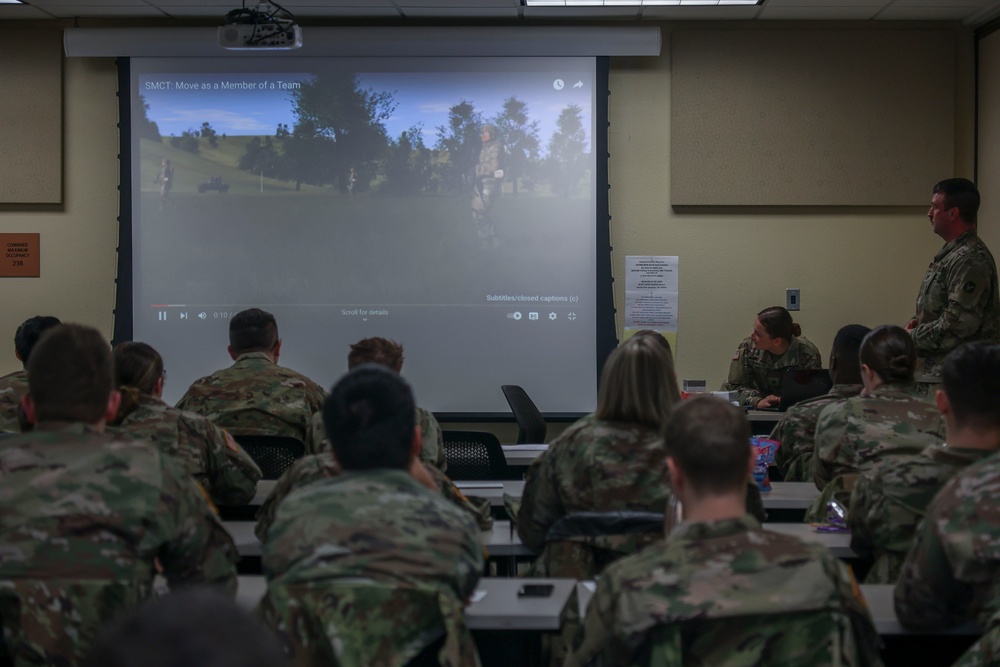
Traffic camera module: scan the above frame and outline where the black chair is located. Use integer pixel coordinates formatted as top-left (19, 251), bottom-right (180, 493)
top-left (441, 430), bottom-right (507, 481)
top-left (500, 385), bottom-right (547, 444)
top-left (231, 434), bottom-right (304, 480)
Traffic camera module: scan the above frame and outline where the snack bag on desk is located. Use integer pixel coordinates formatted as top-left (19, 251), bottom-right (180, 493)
top-left (750, 436), bottom-right (779, 491)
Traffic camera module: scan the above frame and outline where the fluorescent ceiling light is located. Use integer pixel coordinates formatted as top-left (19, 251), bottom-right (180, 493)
top-left (0, 1), bottom-right (25, 4)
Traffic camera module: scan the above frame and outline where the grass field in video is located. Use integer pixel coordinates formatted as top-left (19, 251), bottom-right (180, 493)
top-left (136, 140), bottom-right (592, 308)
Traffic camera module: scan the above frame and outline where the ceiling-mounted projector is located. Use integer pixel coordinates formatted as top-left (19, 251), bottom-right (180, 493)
top-left (218, 2), bottom-right (302, 50)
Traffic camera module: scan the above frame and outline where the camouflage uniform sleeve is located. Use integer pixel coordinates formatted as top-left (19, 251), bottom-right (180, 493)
top-left (911, 252), bottom-right (995, 354)
top-left (826, 554), bottom-right (883, 666)
top-left (893, 503), bottom-right (969, 629)
top-left (813, 401), bottom-right (852, 490)
top-left (847, 474), bottom-right (877, 562)
top-left (306, 411), bottom-right (328, 455)
top-left (517, 445), bottom-right (566, 552)
top-left (255, 455), bottom-right (337, 541)
top-left (197, 419), bottom-right (262, 507)
top-left (301, 383), bottom-right (328, 455)
top-left (721, 339), bottom-right (762, 408)
top-left (153, 455), bottom-right (239, 593)
top-left (565, 568), bottom-right (633, 667)
top-left (417, 407), bottom-right (447, 473)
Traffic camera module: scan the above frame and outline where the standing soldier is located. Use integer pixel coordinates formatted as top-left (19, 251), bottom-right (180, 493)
top-left (155, 158), bottom-right (174, 210)
top-left (472, 124), bottom-right (504, 247)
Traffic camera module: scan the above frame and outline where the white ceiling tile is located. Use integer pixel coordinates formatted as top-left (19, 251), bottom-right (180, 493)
top-left (876, 5), bottom-right (981, 18)
top-left (38, 3), bottom-right (166, 16)
top-left (767, 0), bottom-right (886, 6)
top-left (0, 3), bottom-right (52, 16)
top-left (401, 6), bottom-right (518, 14)
top-left (642, 4), bottom-right (759, 16)
top-left (523, 5), bottom-right (640, 15)
top-left (757, 5), bottom-right (882, 19)
top-left (396, 0), bottom-right (517, 6)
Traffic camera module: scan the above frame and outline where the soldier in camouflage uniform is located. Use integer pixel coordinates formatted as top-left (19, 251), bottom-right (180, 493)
top-left (808, 326), bottom-right (945, 521)
top-left (722, 306), bottom-right (822, 408)
top-left (259, 365), bottom-right (483, 667)
top-left (850, 343), bottom-right (1000, 584)
top-left (518, 336), bottom-right (765, 579)
top-left (176, 308), bottom-right (326, 451)
top-left (906, 178), bottom-right (999, 392)
top-left (472, 124), bottom-right (503, 247)
top-left (565, 397), bottom-right (882, 667)
top-left (0, 324), bottom-right (238, 667)
top-left (108, 342), bottom-right (261, 507)
top-left (254, 446), bottom-right (492, 541)
top-left (0, 315), bottom-right (60, 432)
top-left (893, 343), bottom-right (1000, 631)
top-left (305, 336), bottom-right (446, 472)
top-left (773, 324), bottom-right (869, 482)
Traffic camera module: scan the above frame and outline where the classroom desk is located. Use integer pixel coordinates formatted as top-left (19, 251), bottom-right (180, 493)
top-left (235, 576), bottom-right (575, 631)
top-left (746, 410), bottom-right (784, 424)
top-left (502, 444), bottom-right (547, 466)
top-left (761, 522), bottom-right (854, 558)
top-left (449, 480), bottom-right (819, 511)
top-left (224, 519), bottom-right (534, 559)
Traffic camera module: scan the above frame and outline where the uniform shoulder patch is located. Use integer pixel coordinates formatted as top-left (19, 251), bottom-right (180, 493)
top-left (964, 280), bottom-right (977, 293)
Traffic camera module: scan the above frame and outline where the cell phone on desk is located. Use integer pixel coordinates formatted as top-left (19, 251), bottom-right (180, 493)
top-left (518, 584), bottom-right (554, 598)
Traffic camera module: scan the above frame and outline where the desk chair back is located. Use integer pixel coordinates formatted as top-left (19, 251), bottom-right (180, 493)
top-left (442, 430), bottom-right (508, 481)
top-left (541, 511), bottom-right (665, 579)
top-left (231, 434), bottom-right (304, 480)
top-left (501, 385), bottom-right (547, 444)
top-left (259, 581), bottom-right (479, 667)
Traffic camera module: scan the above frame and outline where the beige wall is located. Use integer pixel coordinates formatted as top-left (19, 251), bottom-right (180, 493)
top-left (0, 24), bottom-right (980, 403)
top-left (0, 56), bottom-right (119, 374)
top-left (979, 29), bottom-right (1000, 257)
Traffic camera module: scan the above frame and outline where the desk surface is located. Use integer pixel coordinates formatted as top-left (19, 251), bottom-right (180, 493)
top-left (224, 519), bottom-right (533, 559)
top-left (251, 480), bottom-right (818, 513)
top-left (236, 576), bottom-right (575, 631)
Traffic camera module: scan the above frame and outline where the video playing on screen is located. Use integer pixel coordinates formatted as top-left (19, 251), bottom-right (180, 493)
top-left (124, 56), bottom-right (607, 415)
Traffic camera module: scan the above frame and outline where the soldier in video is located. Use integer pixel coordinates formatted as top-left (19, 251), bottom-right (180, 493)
top-left (472, 124), bottom-right (504, 248)
top-left (155, 159), bottom-right (174, 209)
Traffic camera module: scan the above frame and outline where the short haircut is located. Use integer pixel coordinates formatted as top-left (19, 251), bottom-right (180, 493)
top-left (663, 395), bottom-right (751, 496)
top-left (594, 334), bottom-right (682, 433)
top-left (228, 308), bottom-right (278, 354)
top-left (83, 587), bottom-right (286, 667)
top-left (757, 306), bottom-right (800, 341)
top-left (27, 324), bottom-right (113, 423)
top-left (14, 315), bottom-right (61, 364)
top-left (348, 337), bottom-right (404, 372)
top-left (933, 178), bottom-right (980, 225)
top-left (859, 325), bottom-right (916, 385)
top-left (323, 364), bottom-right (415, 471)
top-left (831, 324), bottom-right (871, 383)
top-left (942, 342), bottom-right (1000, 431)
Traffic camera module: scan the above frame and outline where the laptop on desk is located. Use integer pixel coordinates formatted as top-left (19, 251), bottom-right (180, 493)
top-left (755, 368), bottom-right (833, 412)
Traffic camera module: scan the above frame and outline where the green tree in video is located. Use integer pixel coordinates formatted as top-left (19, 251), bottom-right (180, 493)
top-left (169, 129), bottom-right (200, 154)
top-left (276, 120), bottom-right (334, 191)
top-left (491, 97), bottom-right (540, 197)
top-left (435, 100), bottom-right (483, 196)
top-left (200, 122), bottom-right (219, 148)
top-left (239, 136), bottom-right (282, 177)
top-left (383, 127), bottom-right (433, 196)
top-left (290, 73), bottom-right (395, 193)
top-left (546, 104), bottom-right (588, 198)
top-left (137, 95), bottom-right (161, 142)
